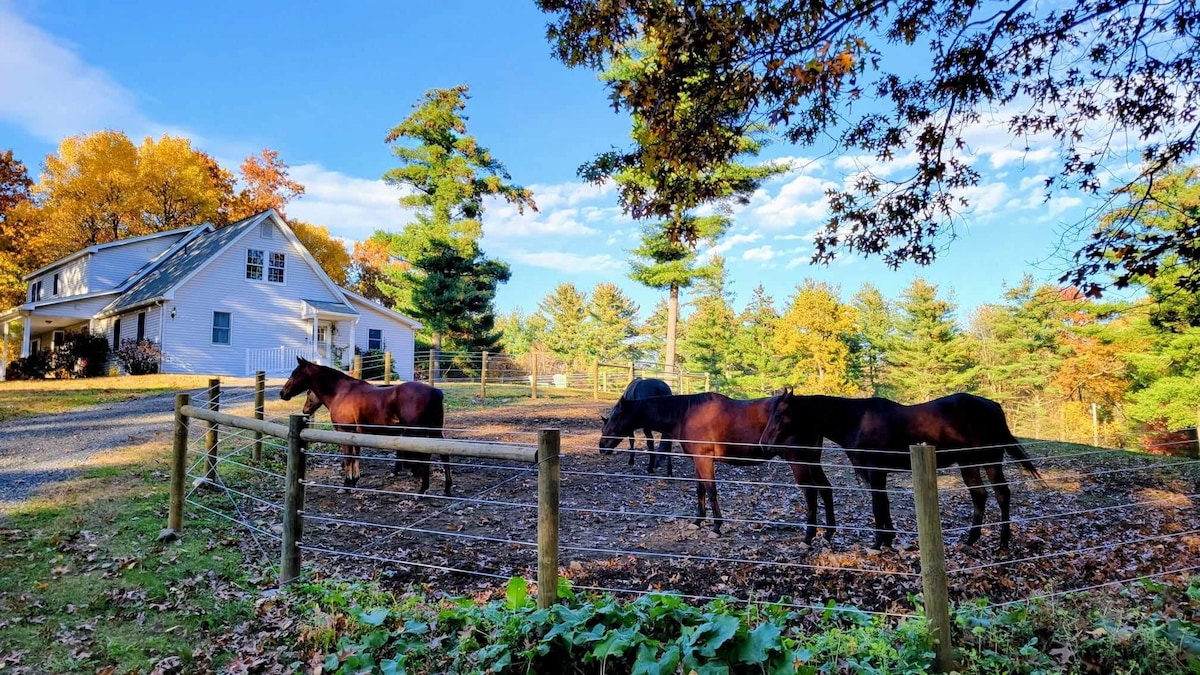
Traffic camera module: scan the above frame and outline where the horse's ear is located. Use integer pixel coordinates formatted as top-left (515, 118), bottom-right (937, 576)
top-left (296, 355), bottom-right (305, 365)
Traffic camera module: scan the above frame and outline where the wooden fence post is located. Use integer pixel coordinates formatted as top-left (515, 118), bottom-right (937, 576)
top-left (531, 352), bottom-right (539, 400)
top-left (280, 414), bottom-right (308, 584)
top-left (592, 360), bottom-right (599, 400)
top-left (537, 429), bottom-right (561, 609)
top-left (1091, 402), bottom-right (1099, 446)
top-left (253, 371), bottom-right (265, 462)
top-left (428, 350), bottom-right (436, 384)
top-left (704, 372), bottom-right (711, 392)
top-left (204, 378), bottom-right (220, 485)
top-left (911, 443), bottom-right (954, 673)
top-left (481, 351), bottom-right (488, 399)
top-left (1195, 405), bottom-right (1199, 458)
top-left (168, 393), bottom-right (190, 533)
top-left (628, 361), bottom-right (635, 386)
top-left (352, 354), bottom-right (362, 379)
top-left (384, 351), bottom-right (392, 384)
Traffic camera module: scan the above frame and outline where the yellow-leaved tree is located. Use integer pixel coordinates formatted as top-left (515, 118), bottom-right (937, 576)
top-left (772, 280), bottom-right (860, 395)
top-left (290, 220), bottom-right (351, 286)
top-left (137, 135), bottom-right (227, 231)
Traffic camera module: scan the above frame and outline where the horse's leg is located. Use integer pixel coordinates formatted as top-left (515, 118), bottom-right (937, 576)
top-left (786, 458), bottom-right (820, 545)
top-left (961, 466), bottom-right (989, 546)
top-left (627, 435), bottom-right (637, 467)
top-left (692, 453), bottom-right (713, 526)
top-left (809, 462), bottom-right (836, 543)
top-left (985, 464), bottom-right (1012, 551)
top-left (440, 453), bottom-right (453, 497)
top-left (644, 429), bottom-right (658, 474)
top-left (342, 444), bottom-right (360, 488)
top-left (866, 470), bottom-right (894, 549)
top-left (658, 437), bottom-right (673, 478)
top-left (708, 476), bottom-right (723, 534)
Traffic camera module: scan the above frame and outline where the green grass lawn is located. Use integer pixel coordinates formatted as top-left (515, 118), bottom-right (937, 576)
top-left (0, 374), bottom-right (213, 422)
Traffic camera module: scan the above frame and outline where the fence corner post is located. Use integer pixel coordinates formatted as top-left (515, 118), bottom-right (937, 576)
top-left (168, 392), bottom-right (190, 533)
top-left (352, 354), bottom-right (362, 379)
top-left (280, 414), bottom-right (308, 584)
top-left (384, 351), bottom-right (393, 384)
top-left (531, 351), bottom-right (539, 400)
top-left (202, 378), bottom-right (220, 486)
top-left (911, 443), bottom-right (954, 673)
top-left (537, 428), bottom-right (561, 609)
top-left (253, 371), bottom-right (265, 462)
top-left (592, 360), bottom-right (599, 400)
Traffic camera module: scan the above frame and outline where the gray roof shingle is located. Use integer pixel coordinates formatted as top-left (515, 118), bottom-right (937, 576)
top-left (99, 211), bottom-right (273, 317)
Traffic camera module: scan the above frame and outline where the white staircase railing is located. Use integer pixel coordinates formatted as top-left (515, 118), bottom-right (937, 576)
top-left (245, 345), bottom-right (322, 376)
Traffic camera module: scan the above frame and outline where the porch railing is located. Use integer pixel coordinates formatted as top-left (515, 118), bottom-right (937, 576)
top-left (245, 345), bottom-right (319, 376)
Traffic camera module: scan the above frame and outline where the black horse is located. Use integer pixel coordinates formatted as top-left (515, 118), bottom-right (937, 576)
top-left (600, 377), bottom-right (675, 475)
top-left (601, 392), bottom-right (836, 544)
top-left (760, 391), bottom-right (1040, 551)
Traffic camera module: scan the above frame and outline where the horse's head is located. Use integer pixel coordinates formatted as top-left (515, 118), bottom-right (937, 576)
top-left (302, 389), bottom-right (324, 416)
top-left (760, 387), bottom-right (804, 452)
top-left (598, 397), bottom-right (634, 454)
top-left (280, 356), bottom-right (317, 400)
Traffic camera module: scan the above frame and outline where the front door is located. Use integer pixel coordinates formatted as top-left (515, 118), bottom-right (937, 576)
top-left (316, 322), bottom-right (331, 362)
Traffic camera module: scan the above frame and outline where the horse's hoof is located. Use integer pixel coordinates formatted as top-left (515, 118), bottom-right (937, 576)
top-left (687, 522), bottom-right (701, 530)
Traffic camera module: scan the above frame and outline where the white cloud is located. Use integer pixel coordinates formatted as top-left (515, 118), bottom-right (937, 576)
top-left (527, 181), bottom-right (613, 210)
top-left (959, 182), bottom-right (1010, 216)
top-left (0, 4), bottom-right (200, 143)
top-left (742, 245), bottom-right (776, 261)
top-left (1048, 195), bottom-right (1083, 216)
top-left (1019, 174), bottom-right (1050, 191)
top-left (484, 204), bottom-right (599, 239)
top-left (699, 233), bottom-right (762, 261)
top-left (507, 251), bottom-right (626, 274)
top-left (287, 164), bottom-right (406, 240)
top-left (751, 174), bottom-right (836, 229)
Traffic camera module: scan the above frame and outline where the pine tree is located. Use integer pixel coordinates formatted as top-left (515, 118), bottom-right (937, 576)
top-left (584, 283), bottom-right (641, 362)
top-left (537, 283), bottom-right (589, 368)
top-left (886, 278), bottom-right (977, 402)
top-left (849, 283), bottom-right (894, 397)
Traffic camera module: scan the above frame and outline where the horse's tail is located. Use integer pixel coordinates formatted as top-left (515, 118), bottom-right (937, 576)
top-left (1005, 441), bottom-right (1041, 478)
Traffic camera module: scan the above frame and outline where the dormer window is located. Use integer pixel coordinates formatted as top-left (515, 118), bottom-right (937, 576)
top-left (29, 280), bottom-right (42, 302)
top-left (52, 273), bottom-right (60, 296)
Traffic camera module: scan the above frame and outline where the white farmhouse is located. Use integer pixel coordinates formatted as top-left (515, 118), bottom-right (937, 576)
top-left (0, 210), bottom-right (420, 379)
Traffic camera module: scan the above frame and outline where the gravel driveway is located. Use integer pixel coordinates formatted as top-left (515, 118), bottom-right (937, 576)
top-left (0, 385), bottom-right (255, 513)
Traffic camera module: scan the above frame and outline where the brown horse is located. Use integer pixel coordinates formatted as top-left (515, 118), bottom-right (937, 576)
top-left (599, 392), bottom-right (835, 542)
top-left (280, 357), bottom-right (451, 495)
top-left (760, 391), bottom-right (1040, 551)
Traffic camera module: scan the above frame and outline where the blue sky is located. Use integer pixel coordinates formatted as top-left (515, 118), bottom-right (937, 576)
top-left (0, 1), bottom-right (1137, 323)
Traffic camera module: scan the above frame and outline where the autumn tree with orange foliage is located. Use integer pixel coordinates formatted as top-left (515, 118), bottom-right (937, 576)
top-left (290, 220), bottom-right (351, 286)
top-left (225, 149), bottom-right (305, 223)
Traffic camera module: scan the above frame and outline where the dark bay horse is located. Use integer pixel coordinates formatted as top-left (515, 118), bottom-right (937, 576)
top-left (600, 377), bottom-right (675, 476)
top-left (281, 357), bottom-right (451, 495)
top-left (600, 392), bottom-right (835, 543)
top-left (760, 391), bottom-right (1040, 551)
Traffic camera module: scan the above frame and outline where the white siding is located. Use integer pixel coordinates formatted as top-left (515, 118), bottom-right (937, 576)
top-left (161, 221), bottom-right (343, 375)
top-left (89, 234), bottom-right (187, 290)
top-left (97, 305), bottom-right (163, 348)
top-left (31, 294), bottom-right (114, 320)
top-left (27, 255), bottom-right (89, 302)
top-left (347, 298), bottom-right (416, 381)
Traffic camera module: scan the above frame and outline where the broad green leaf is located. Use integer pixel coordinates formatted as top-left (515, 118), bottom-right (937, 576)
top-left (736, 621), bottom-right (782, 664)
top-left (506, 576), bottom-right (528, 610)
top-left (353, 606), bottom-right (390, 627)
top-left (696, 614), bottom-right (741, 656)
top-left (632, 643), bottom-right (682, 675)
top-left (380, 658), bottom-right (405, 675)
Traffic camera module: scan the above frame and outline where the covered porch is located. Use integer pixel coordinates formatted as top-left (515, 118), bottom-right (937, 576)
top-left (0, 306), bottom-right (94, 380)
top-left (243, 299), bottom-right (359, 376)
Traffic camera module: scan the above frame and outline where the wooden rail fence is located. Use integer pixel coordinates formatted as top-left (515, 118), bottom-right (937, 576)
top-left (164, 376), bottom-right (956, 670)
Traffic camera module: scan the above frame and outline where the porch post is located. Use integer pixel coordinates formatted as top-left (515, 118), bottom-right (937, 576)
top-left (1, 321), bottom-right (9, 379)
top-left (310, 317), bottom-right (318, 362)
top-left (20, 314), bottom-right (31, 358)
top-left (348, 318), bottom-right (358, 369)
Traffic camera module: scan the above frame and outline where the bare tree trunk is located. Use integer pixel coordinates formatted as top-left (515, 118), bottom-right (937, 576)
top-left (665, 284), bottom-right (679, 373)
top-left (432, 332), bottom-right (442, 382)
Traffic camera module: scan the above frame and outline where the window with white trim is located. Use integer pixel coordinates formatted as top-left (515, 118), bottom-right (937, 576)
top-left (212, 312), bottom-right (232, 345)
top-left (52, 273), bottom-right (60, 296)
top-left (113, 318), bottom-right (122, 347)
top-left (52, 330), bottom-right (65, 350)
top-left (246, 249), bottom-right (264, 280)
top-left (137, 312), bottom-right (146, 341)
top-left (268, 252), bottom-right (286, 283)
top-left (368, 329), bottom-right (383, 351)
top-left (29, 280), bottom-right (42, 302)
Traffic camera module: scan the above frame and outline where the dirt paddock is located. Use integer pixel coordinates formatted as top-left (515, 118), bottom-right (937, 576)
top-left (270, 399), bottom-right (1200, 613)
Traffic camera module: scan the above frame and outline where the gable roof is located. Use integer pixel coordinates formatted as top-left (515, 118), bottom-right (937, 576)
top-left (23, 226), bottom-right (203, 280)
top-left (339, 286), bottom-right (423, 330)
top-left (97, 212), bottom-right (273, 317)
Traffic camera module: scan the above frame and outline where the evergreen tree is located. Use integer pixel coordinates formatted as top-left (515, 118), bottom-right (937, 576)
top-left (849, 283), bottom-right (894, 397)
top-left (886, 279), bottom-right (977, 402)
top-left (583, 283), bottom-right (641, 362)
top-left (537, 283), bottom-right (589, 367)
top-left (970, 276), bottom-right (1069, 404)
top-left (730, 285), bottom-right (781, 396)
top-left (380, 86), bottom-right (535, 364)
top-left (678, 258), bottom-right (737, 383)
